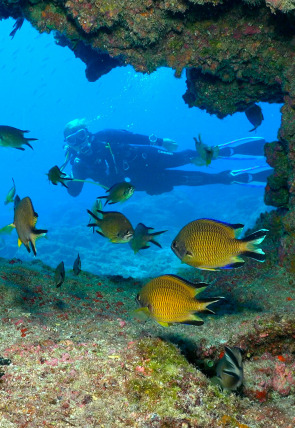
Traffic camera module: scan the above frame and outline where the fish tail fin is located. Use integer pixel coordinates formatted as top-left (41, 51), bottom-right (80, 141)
top-left (30, 229), bottom-right (48, 256)
top-left (87, 209), bottom-right (102, 225)
top-left (150, 229), bottom-right (168, 237)
top-left (24, 140), bottom-right (34, 149)
top-left (240, 229), bottom-right (268, 262)
top-left (150, 239), bottom-right (162, 248)
top-left (195, 296), bottom-right (224, 314)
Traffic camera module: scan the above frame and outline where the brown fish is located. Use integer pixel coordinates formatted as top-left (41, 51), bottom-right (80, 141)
top-left (87, 209), bottom-right (133, 243)
top-left (97, 182), bottom-right (135, 206)
top-left (46, 165), bottom-right (73, 188)
top-left (55, 261), bottom-right (65, 288)
top-left (216, 346), bottom-right (244, 391)
top-left (171, 218), bottom-right (268, 271)
top-left (245, 104), bottom-right (264, 132)
top-left (13, 196), bottom-right (48, 255)
top-left (134, 274), bottom-right (223, 327)
top-left (0, 125), bottom-right (37, 150)
top-left (129, 222), bottom-right (167, 254)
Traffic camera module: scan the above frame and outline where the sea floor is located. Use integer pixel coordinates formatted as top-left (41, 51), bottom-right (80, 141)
top-left (0, 255), bottom-right (294, 428)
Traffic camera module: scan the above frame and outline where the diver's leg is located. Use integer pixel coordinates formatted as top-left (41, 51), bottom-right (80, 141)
top-left (161, 169), bottom-right (233, 187)
top-left (138, 145), bottom-right (196, 168)
top-left (230, 165), bottom-right (273, 186)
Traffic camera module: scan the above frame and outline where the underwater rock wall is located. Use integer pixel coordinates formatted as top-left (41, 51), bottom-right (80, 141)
top-left (1, 0), bottom-right (295, 267)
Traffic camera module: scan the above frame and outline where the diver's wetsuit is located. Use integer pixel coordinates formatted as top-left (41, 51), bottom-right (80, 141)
top-left (66, 130), bottom-right (263, 196)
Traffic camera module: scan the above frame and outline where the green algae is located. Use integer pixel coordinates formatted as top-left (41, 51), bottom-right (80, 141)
top-left (125, 338), bottom-right (193, 414)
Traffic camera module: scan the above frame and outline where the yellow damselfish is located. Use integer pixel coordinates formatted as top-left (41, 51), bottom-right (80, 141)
top-left (134, 274), bottom-right (223, 327)
top-left (172, 218), bottom-right (268, 271)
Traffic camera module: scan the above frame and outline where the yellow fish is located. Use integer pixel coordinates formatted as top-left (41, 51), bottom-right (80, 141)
top-left (171, 218), bottom-right (268, 271)
top-left (0, 125), bottom-right (37, 150)
top-left (97, 182), bottom-right (135, 206)
top-left (14, 196), bottom-right (48, 255)
top-left (87, 209), bottom-right (133, 243)
top-left (4, 178), bottom-right (16, 205)
top-left (134, 274), bottom-right (223, 327)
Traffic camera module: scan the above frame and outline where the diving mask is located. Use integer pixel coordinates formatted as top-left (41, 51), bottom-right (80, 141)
top-left (65, 128), bottom-right (91, 154)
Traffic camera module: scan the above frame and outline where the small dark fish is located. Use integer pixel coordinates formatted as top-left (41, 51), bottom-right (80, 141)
top-left (130, 223), bottom-right (167, 254)
top-left (4, 178), bottom-right (16, 205)
top-left (46, 165), bottom-right (73, 188)
top-left (10, 18), bottom-right (24, 40)
top-left (216, 346), bottom-right (244, 391)
top-left (245, 104), bottom-right (264, 132)
top-left (97, 182), bottom-right (135, 206)
top-left (171, 218), bottom-right (268, 271)
top-left (134, 274), bottom-right (223, 327)
top-left (13, 196), bottom-right (47, 255)
top-left (55, 261), bottom-right (65, 288)
top-left (0, 126), bottom-right (37, 150)
top-left (87, 209), bottom-right (133, 244)
top-left (73, 253), bottom-right (81, 275)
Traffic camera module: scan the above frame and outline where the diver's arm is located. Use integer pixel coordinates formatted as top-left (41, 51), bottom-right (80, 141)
top-left (66, 160), bottom-right (86, 197)
top-left (94, 129), bottom-right (165, 147)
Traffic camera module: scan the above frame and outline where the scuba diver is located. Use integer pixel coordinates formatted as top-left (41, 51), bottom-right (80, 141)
top-left (61, 119), bottom-right (272, 197)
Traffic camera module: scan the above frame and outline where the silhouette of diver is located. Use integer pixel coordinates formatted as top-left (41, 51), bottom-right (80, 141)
top-left (61, 119), bottom-right (272, 197)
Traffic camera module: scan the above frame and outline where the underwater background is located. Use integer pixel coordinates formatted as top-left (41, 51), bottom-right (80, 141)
top-left (1, 16), bottom-right (295, 428)
top-left (0, 18), bottom-right (282, 278)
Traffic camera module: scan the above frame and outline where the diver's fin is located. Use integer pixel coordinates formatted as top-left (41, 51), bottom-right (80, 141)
top-left (232, 181), bottom-right (266, 188)
top-left (218, 137), bottom-right (265, 149)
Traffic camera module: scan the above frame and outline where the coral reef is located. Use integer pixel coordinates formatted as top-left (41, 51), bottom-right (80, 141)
top-left (0, 1), bottom-right (295, 264)
top-left (0, 256), bottom-right (294, 426)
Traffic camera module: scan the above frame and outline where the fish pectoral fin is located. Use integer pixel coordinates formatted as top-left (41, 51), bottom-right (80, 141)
top-left (157, 321), bottom-right (170, 327)
top-left (131, 307), bottom-right (150, 321)
top-left (199, 267), bottom-right (218, 271)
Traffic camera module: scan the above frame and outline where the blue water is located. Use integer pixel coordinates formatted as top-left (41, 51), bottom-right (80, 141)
top-left (0, 18), bottom-right (282, 277)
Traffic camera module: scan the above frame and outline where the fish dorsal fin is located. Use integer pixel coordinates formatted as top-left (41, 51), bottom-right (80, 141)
top-left (161, 274), bottom-right (208, 297)
top-left (199, 218), bottom-right (244, 238)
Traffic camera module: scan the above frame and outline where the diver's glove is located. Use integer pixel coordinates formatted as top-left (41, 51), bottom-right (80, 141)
top-left (162, 138), bottom-right (178, 152)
